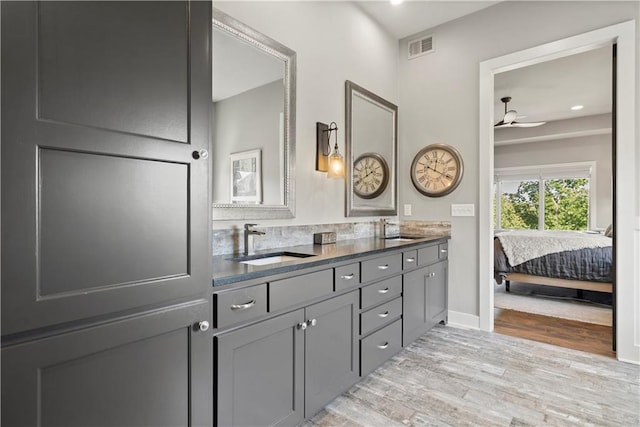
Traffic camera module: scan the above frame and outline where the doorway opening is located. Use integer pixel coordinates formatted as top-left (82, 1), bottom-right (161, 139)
top-left (478, 21), bottom-right (637, 362)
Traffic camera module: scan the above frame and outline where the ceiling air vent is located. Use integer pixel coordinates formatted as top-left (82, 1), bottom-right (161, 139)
top-left (408, 35), bottom-right (434, 59)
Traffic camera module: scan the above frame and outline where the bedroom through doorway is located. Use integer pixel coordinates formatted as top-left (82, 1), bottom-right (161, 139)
top-left (491, 45), bottom-right (615, 357)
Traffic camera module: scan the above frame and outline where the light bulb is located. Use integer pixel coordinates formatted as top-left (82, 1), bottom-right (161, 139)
top-left (327, 146), bottom-right (344, 179)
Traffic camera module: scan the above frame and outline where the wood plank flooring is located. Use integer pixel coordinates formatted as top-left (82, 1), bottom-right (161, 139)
top-left (303, 326), bottom-right (639, 427)
top-left (494, 308), bottom-right (615, 358)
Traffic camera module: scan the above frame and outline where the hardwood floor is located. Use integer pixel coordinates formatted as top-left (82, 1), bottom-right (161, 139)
top-left (303, 326), bottom-right (639, 427)
top-left (494, 308), bottom-right (616, 358)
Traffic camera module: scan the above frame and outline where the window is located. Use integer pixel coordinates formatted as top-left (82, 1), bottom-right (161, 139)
top-left (494, 162), bottom-right (595, 231)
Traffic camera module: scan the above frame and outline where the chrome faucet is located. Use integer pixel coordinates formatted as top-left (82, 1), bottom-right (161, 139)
top-left (380, 218), bottom-right (398, 239)
top-left (243, 223), bottom-right (266, 256)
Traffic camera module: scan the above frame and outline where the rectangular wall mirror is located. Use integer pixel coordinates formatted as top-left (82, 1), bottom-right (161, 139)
top-left (345, 81), bottom-right (398, 217)
top-left (212, 8), bottom-right (296, 220)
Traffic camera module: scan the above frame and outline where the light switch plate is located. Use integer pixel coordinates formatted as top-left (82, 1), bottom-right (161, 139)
top-left (404, 204), bottom-right (412, 216)
top-left (451, 203), bottom-right (475, 217)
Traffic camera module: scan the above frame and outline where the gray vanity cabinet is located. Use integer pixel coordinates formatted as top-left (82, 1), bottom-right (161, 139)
top-left (215, 310), bottom-right (306, 427)
top-left (403, 260), bottom-right (448, 347)
top-left (305, 291), bottom-right (360, 417)
top-left (2, 300), bottom-right (211, 427)
top-left (215, 290), bottom-right (359, 427)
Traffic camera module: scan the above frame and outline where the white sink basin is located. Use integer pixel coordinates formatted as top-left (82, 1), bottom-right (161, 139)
top-left (240, 255), bottom-right (306, 266)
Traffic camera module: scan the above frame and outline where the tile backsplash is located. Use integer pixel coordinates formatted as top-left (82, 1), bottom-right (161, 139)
top-left (212, 220), bottom-right (450, 256)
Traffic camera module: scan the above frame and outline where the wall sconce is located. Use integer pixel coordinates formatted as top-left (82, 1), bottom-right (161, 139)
top-left (316, 121), bottom-right (345, 179)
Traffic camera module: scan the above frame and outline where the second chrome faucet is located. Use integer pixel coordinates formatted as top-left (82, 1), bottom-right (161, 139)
top-left (243, 223), bottom-right (266, 256)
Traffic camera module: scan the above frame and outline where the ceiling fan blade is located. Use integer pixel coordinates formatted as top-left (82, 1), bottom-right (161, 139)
top-left (509, 121), bottom-right (546, 128)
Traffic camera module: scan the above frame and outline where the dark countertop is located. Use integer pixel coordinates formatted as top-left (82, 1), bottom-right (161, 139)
top-left (212, 233), bottom-right (450, 287)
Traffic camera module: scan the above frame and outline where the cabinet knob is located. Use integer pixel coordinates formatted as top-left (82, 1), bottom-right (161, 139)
top-left (192, 149), bottom-right (209, 160)
top-left (440, 249), bottom-right (448, 253)
top-left (297, 322), bottom-right (308, 330)
top-left (308, 318), bottom-right (317, 327)
top-left (429, 272), bottom-right (436, 278)
top-left (196, 320), bottom-right (210, 332)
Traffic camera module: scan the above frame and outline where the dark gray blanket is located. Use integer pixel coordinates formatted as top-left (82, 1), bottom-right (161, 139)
top-left (494, 238), bottom-right (612, 283)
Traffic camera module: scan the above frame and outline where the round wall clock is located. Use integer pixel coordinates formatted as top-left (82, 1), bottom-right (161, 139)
top-left (353, 152), bottom-right (389, 199)
top-left (410, 143), bottom-right (464, 197)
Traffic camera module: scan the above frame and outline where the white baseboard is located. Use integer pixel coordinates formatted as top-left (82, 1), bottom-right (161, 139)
top-left (447, 310), bottom-right (480, 330)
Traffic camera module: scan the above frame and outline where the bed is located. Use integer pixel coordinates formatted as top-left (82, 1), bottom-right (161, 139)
top-left (494, 230), bottom-right (613, 294)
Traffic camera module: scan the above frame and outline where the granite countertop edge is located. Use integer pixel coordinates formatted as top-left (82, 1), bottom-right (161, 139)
top-left (212, 233), bottom-right (450, 287)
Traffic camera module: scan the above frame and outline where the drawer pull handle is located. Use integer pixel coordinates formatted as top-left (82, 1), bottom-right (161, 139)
top-left (230, 300), bottom-right (256, 310)
top-left (377, 342), bottom-right (389, 349)
top-left (340, 273), bottom-right (355, 280)
top-left (406, 257), bottom-right (415, 263)
top-left (377, 264), bottom-right (390, 270)
top-left (378, 311), bottom-right (389, 318)
top-left (377, 288), bottom-right (390, 294)
top-left (440, 249), bottom-right (448, 253)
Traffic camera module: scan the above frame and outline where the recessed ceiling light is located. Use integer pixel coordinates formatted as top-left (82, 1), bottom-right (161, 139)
top-left (390, 0), bottom-right (404, 5)
top-left (571, 105), bottom-right (584, 111)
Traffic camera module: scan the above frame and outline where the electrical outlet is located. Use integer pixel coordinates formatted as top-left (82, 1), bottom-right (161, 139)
top-left (451, 203), bottom-right (475, 217)
top-left (404, 204), bottom-right (412, 216)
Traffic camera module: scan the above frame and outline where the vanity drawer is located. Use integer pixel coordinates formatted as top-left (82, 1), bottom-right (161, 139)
top-left (360, 297), bottom-right (402, 336)
top-left (360, 275), bottom-right (402, 310)
top-left (334, 262), bottom-right (360, 292)
top-left (403, 249), bottom-right (418, 270)
top-left (360, 318), bottom-right (402, 376)
top-left (361, 253), bottom-right (402, 283)
top-left (269, 269), bottom-right (333, 312)
top-left (439, 242), bottom-right (448, 260)
top-left (417, 244), bottom-right (439, 266)
top-left (215, 284), bottom-right (267, 329)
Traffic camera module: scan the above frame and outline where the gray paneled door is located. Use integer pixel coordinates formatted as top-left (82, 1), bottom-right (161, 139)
top-left (1, 300), bottom-right (211, 427)
top-left (1, 1), bottom-right (211, 335)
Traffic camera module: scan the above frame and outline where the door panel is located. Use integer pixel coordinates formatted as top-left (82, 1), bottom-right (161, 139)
top-left (1, 300), bottom-right (211, 427)
top-left (39, 148), bottom-right (188, 296)
top-left (1, 0), bottom-right (211, 335)
top-left (37, 1), bottom-right (189, 142)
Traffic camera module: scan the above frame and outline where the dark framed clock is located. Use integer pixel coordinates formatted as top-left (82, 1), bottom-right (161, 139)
top-left (353, 152), bottom-right (389, 199)
top-left (410, 143), bottom-right (464, 197)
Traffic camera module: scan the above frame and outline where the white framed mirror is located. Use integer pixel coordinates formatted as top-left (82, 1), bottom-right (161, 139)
top-left (345, 81), bottom-right (398, 217)
top-left (212, 8), bottom-right (296, 219)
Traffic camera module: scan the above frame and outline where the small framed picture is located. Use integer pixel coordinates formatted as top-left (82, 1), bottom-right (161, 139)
top-left (230, 149), bottom-right (262, 204)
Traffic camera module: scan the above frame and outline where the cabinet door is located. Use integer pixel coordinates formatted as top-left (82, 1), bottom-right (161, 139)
top-left (1, 300), bottom-right (211, 427)
top-left (305, 291), bottom-right (360, 418)
top-left (1, 1), bottom-right (211, 335)
top-left (402, 266), bottom-right (429, 346)
top-left (403, 261), bottom-right (448, 346)
top-left (216, 310), bottom-right (305, 427)
top-left (428, 261), bottom-right (448, 326)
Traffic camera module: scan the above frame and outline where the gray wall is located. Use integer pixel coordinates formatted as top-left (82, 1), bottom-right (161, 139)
top-left (213, 80), bottom-right (284, 205)
top-left (213, 1), bottom-right (399, 228)
top-left (495, 134), bottom-right (613, 229)
top-left (398, 1), bottom-right (639, 318)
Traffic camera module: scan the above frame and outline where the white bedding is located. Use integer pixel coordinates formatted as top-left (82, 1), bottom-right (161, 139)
top-left (495, 230), bottom-right (612, 267)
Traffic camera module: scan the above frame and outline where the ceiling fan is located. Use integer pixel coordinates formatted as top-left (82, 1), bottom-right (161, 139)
top-left (494, 96), bottom-right (546, 128)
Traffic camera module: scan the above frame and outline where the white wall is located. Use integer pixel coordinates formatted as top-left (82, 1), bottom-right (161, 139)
top-left (495, 134), bottom-right (613, 229)
top-left (213, 1), bottom-right (399, 228)
top-left (398, 1), bottom-right (639, 321)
